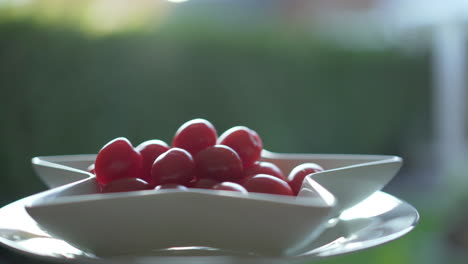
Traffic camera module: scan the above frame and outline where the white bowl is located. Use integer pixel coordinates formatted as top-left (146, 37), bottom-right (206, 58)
top-left (0, 190), bottom-right (419, 263)
top-left (27, 151), bottom-right (402, 257)
top-left (31, 154), bottom-right (95, 189)
top-left (32, 151), bottom-right (402, 212)
top-left (25, 177), bottom-right (335, 257)
top-left (261, 150), bottom-right (402, 211)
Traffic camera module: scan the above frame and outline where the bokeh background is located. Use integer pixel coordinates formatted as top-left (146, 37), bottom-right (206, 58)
top-left (1, 0), bottom-right (467, 263)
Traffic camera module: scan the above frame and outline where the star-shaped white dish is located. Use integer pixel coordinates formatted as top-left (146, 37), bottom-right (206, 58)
top-left (25, 150), bottom-right (402, 257)
top-left (31, 150), bottom-right (402, 212)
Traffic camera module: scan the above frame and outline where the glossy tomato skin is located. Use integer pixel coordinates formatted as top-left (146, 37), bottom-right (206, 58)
top-left (135, 140), bottom-right (170, 183)
top-left (212, 182), bottom-right (248, 194)
top-left (95, 137), bottom-right (143, 185)
top-left (287, 163), bottom-right (324, 195)
top-left (243, 174), bottom-right (293, 196)
top-left (244, 161), bottom-right (285, 180)
top-left (218, 126), bottom-right (263, 168)
top-left (194, 145), bottom-right (243, 182)
top-left (100, 178), bottom-right (151, 193)
top-left (150, 148), bottom-right (196, 186)
top-left (172, 119), bottom-right (217, 156)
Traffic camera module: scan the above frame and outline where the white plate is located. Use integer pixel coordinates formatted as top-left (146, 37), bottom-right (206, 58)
top-left (24, 176), bottom-right (335, 257)
top-left (0, 191), bottom-right (419, 264)
top-left (32, 151), bottom-right (402, 212)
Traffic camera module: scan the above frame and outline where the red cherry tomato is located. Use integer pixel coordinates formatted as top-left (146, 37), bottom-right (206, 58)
top-left (212, 182), bottom-right (248, 194)
top-left (243, 174), bottom-right (293, 196)
top-left (95, 137), bottom-right (143, 185)
top-left (154, 184), bottom-right (188, 191)
top-left (100, 178), bottom-right (151, 193)
top-left (172, 119), bottom-right (217, 156)
top-left (150, 148), bottom-right (196, 186)
top-left (135, 140), bottom-right (170, 183)
top-left (194, 145), bottom-right (243, 182)
top-left (244, 161), bottom-right (285, 180)
top-left (218, 126), bottom-right (263, 168)
top-left (191, 178), bottom-right (220, 189)
top-left (287, 163), bottom-right (324, 195)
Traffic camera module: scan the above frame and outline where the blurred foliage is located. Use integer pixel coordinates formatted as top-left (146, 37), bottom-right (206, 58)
top-left (0, 18), bottom-right (431, 204)
top-left (0, 16), bottom-right (435, 264)
top-left (0, 0), bottom-right (170, 33)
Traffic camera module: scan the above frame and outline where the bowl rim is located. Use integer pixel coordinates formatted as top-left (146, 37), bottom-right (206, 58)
top-left (31, 150), bottom-right (402, 181)
top-left (25, 176), bottom-right (336, 210)
top-left (30, 150), bottom-right (402, 212)
top-left (32, 150), bottom-right (402, 167)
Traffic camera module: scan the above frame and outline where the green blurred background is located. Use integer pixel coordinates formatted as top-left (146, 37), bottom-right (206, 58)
top-left (0, 0), bottom-right (467, 263)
